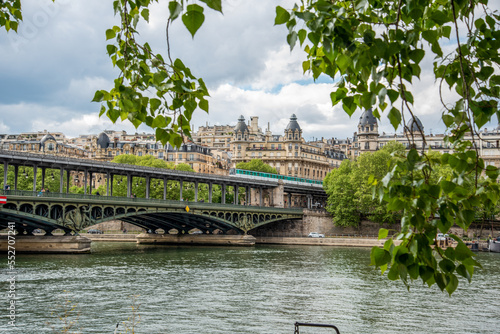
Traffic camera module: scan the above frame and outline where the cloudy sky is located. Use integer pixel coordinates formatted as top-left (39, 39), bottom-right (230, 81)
top-left (0, 0), bottom-right (495, 140)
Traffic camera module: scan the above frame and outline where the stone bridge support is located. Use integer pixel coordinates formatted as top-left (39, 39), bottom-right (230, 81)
top-left (272, 181), bottom-right (284, 208)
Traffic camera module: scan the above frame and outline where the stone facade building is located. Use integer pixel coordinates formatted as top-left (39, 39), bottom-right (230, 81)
top-left (0, 131), bottom-right (87, 158)
top-left (230, 114), bottom-right (347, 181)
top-left (351, 109), bottom-right (500, 168)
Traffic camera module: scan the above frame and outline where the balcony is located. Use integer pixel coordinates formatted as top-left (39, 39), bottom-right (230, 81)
top-left (246, 147), bottom-right (285, 152)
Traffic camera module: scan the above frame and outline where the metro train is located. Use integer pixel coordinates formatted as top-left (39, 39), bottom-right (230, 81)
top-left (229, 168), bottom-right (323, 187)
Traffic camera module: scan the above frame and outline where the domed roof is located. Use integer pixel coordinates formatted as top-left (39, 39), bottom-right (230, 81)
top-left (40, 133), bottom-right (56, 145)
top-left (97, 132), bottom-right (110, 149)
top-left (359, 109), bottom-right (377, 127)
top-left (285, 114), bottom-right (301, 132)
top-left (406, 116), bottom-right (424, 133)
top-left (234, 115), bottom-right (249, 133)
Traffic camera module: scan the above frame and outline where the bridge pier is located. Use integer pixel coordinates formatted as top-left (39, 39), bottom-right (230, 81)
top-left (0, 235), bottom-right (91, 253)
top-left (136, 233), bottom-right (256, 246)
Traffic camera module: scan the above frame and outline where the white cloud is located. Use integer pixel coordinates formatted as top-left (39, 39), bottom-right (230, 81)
top-left (0, 121), bottom-right (10, 133)
top-left (30, 113), bottom-right (145, 138)
top-left (1, 0), bottom-right (496, 143)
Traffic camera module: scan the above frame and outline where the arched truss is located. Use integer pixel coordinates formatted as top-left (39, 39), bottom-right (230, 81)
top-left (0, 201), bottom-right (303, 235)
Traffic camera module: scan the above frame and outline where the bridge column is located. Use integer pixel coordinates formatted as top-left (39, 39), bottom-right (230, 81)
top-left (32, 166), bottom-right (37, 191)
top-left (84, 170), bottom-right (88, 195)
top-left (89, 172), bottom-right (94, 194)
top-left (234, 185), bottom-right (238, 205)
top-left (163, 178), bottom-right (167, 200)
top-left (59, 168), bottom-right (64, 193)
top-left (145, 176), bottom-right (150, 199)
top-left (222, 184), bottom-right (226, 204)
top-left (272, 181), bottom-right (284, 208)
top-left (208, 183), bottom-right (213, 203)
top-left (41, 167), bottom-right (46, 190)
top-left (3, 162), bottom-right (7, 190)
top-left (13, 165), bottom-right (18, 190)
top-left (288, 193), bottom-right (292, 208)
top-left (66, 169), bottom-right (70, 194)
top-left (246, 186), bottom-right (250, 205)
top-left (179, 180), bottom-right (183, 201)
top-left (107, 172), bottom-right (111, 196)
top-left (127, 174), bottom-right (131, 198)
top-left (194, 181), bottom-right (198, 202)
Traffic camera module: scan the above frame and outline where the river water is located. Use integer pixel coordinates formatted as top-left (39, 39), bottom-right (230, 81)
top-left (1, 242), bottom-right (499, 334)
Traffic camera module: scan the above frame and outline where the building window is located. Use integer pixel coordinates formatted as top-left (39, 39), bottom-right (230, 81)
top-left (158, 152), bottom-right (164, 158)
top-left (189, 154), bottom-right (194, 161)
top-left (179, 154), bottom-right (183, 159)
top-left (138, 152), bottom-right (143, 156)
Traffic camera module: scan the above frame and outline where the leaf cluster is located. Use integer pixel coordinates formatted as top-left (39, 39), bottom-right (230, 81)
top-left (277, 0), bottom-right (500, 294)
top-left (0, 0), bottom-right (23, 32)
top-left (372, 147), bottom-right (499, 294)
top-left (93, 1), bottom-right (222, 148)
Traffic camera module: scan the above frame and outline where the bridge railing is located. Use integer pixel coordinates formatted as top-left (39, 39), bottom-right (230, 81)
top-left (0, 189), bottom-right (304, 213)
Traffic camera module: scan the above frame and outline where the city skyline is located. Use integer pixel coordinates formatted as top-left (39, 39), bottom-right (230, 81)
top-left (1, 1), bottom-right (496, 141)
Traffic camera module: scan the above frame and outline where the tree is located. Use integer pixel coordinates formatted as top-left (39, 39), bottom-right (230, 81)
top-left (324, 142), bottom-right (404, 227)
top-left (236, 159), bottom-right (278, 174)
top-left (110, 154), bottom-right (199, 199)
top-left (323, 160), bottom-right (359, 227)
top-left (0, 165), bottom-right (71, 193)
top-left (2, 0), bottom-right (499, 294)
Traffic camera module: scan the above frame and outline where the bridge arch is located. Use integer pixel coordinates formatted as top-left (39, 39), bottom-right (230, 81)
top-left (35, 204), bottom-right (49, 217)
top-left (0, 193), bottom-right (304, 236)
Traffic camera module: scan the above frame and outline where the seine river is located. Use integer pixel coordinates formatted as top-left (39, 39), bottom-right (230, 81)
top-left (1, 242), bottom-right (500, 334)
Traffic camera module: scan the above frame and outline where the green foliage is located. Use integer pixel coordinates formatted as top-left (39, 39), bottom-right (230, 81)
top-left (324, 142), bottom-right (404, 227)
top-left (92, 0), bottom-right (223, 148)
top-left (276, 0), bottom-right (500, 294)
top-left (236, 159), bottom-right (278, 174)
top-left (0, 0), bottom-right (23, 32)
top-left (323, 160), bottom-right (359, 227)
top-left (0, 165), bottom-right (69, 193)
top-left (110, 154), bottom-right (199, 200)
top-left (174, 163), bottom-right (194, 172)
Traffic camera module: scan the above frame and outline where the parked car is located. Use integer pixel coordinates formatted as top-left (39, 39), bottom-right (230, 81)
top-left (87, 229), bottom-right (103, 234)
top-left (308, 232), bottom-right (325, 238)
top-left (436, 233), bottom-right (449, 241)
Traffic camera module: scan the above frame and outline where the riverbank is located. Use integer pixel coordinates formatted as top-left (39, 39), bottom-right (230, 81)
top-left (255, 236), bottom-right (395, 247)
top-left (85, 233), bottom-right (394, 248)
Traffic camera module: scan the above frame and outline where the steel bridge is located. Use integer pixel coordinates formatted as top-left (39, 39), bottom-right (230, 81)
top-left (0, 190), bottom-right (304, 235)
top-left (0, 150), bottom-right (326, 208)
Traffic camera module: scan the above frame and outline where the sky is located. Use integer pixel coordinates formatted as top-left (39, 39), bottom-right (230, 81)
top-left (0, 0), bottom-right (496, 141)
